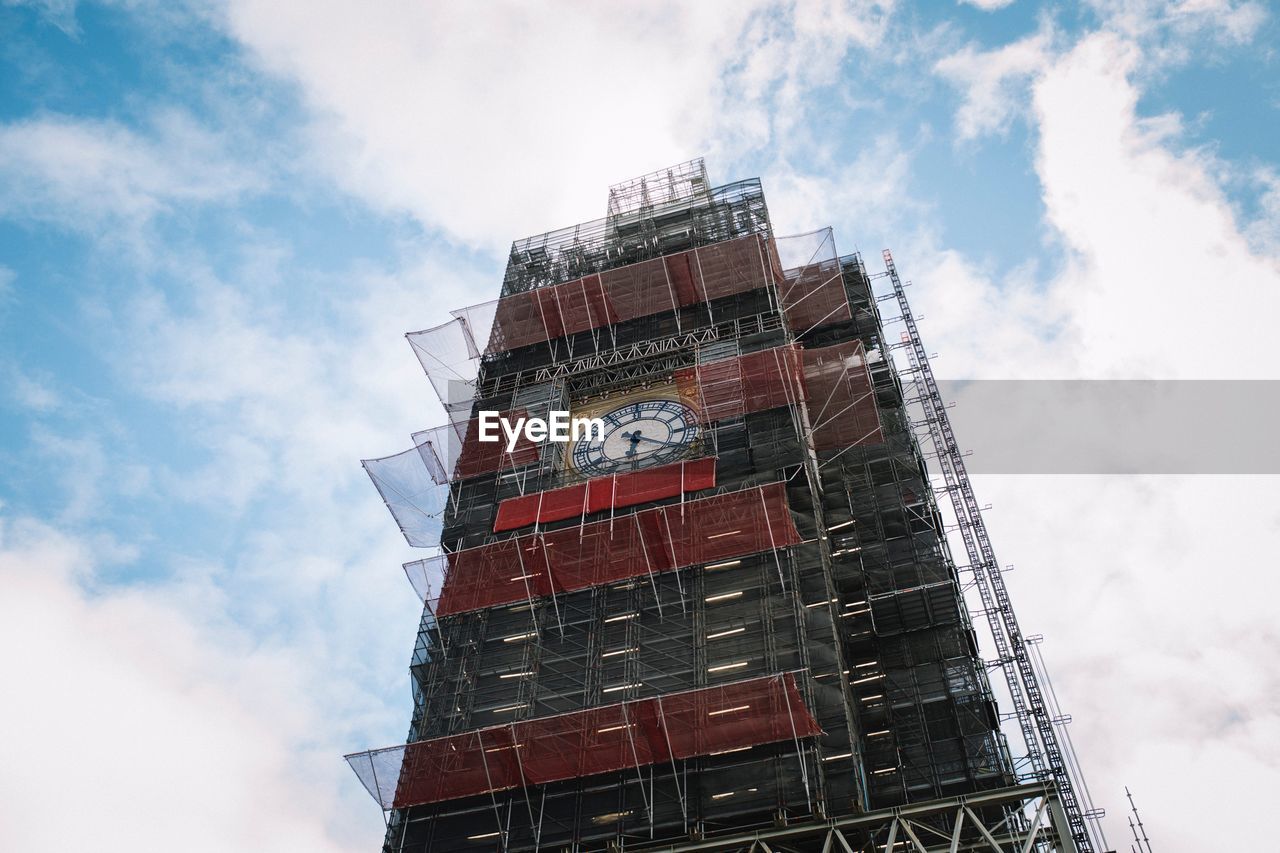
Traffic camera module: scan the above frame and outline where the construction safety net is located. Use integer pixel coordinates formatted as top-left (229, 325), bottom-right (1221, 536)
top-left (405, 304), bottom-right (496, 425)
top-left (771, 228), bottom-right (852, 335)
top-left (493, 457), bottom-right (717, 532)
top-left (801, 339), bottom-right (883, 449)
top-left (362, 447), bottom-right (449, 547)
top-left (412, 408), bottom-right (541, 484)
top-left (483, 234), bottom-right (771, 354)
top-left (433, 482), bottom-right (802, 617)
top-left (403, 553), bottom-right (442, 603)
top-left (345, 673), bottom-right (821, 809)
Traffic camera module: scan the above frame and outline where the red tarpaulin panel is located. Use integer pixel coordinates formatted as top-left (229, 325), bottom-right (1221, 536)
top-left (675, 345), bottom-right (806, 423)
top-left (493, 458), bottom-right (717, 532)
top-left (779, 259), bottom-right (852, 333)
top-left (693, 235), bottom-right (770, 300)
top-left (664, 252), bottom-right (700, 305)
top-left (764, 236), bottom-right (788, 285)
top-left (801, 339), bottom-right (883, 449)
top-left (485, 234), bottom-right (771, 355)
top-left (437, 482), bottom-right (802, 617)
top-left (391, 673), bottom-right (821, 808)
top-left (600, 255), bottom-right (681, 322)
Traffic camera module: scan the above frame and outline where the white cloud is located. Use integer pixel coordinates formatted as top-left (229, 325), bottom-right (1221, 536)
top-left (934, 29), bottom-right (1053, 140)
top-left (895, 21), bottom-right (1280, 848)
top-left (221, 0), bottom-right (892, 252)
top-left (1242, 166), bottom-right (1280, 256)
top-left (0, 516), bottom-right (375, 852)
top-left (935, 2), bottom-right (1270, 143)
top-left (925, 23), bottom-right (1280, 380)
top-left (1030, 32), bottom-right (1280, 378)
top-left (0, 110), bottom-right (262, 232)
top-left (107, 247), bottom-right (488, 514)
top-left (1086, 0), bottom-right (1267, 52)
top-left (974, 475), bottom-right (1280, 851)
top-left (763, 132), bottom-right (919, 241)
top-left (4, 0), bottom-right (81, 37)
top-left (29, 427), bottom-right (108, 522)
top-left (7, 366), bottom-right (61, 412)
top-left (959, 0), bottom-right (1017, 10)
top-left (0, 264), bottom-right (14, 306)
top-left (0, 216), bottom-right (468, 849)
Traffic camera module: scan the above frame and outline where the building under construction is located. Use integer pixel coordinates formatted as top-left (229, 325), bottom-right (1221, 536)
top-left (348, 161), bottom-right (1110, 852)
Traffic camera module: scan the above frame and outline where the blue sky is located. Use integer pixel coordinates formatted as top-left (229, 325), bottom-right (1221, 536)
top-left (1, 1), bottom-right (1277, 850)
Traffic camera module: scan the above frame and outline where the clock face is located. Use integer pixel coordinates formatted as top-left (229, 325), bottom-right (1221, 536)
top-left (570, 398), bottom-right (700, 476)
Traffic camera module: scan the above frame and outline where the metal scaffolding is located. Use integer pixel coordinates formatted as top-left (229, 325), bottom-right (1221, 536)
top-left (349, 160), bottom-right (1104, 852)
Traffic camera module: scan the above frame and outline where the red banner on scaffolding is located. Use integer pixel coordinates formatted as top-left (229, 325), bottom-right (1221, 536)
top-left (391, 673), bottom-right (821, 808)
top-left (493, 458), bottom-right (717, 532)
top-left (437, 482), bottom-right (801, 616)
top-left (674, 345), bottom-right (806, 423)
top-left (800, 339), bottom-right (883, 449)
top-left (778, 259), bottom-right (852, 334)
top-left (485, 234), bottom-right (771, 353)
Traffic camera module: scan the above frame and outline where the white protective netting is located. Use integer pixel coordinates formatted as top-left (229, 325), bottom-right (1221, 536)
top-left (403, 553), bottom-right (445, 602)
top-left (406, 301), bottom-right (498, 426)
top-left (344, 745), bottom-right (407, 810)
top-left (362, 447), bottom-right (449, 547)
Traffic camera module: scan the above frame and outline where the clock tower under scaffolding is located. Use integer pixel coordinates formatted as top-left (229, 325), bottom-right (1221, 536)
top-left (347, 161), bottom-right (1109, 852)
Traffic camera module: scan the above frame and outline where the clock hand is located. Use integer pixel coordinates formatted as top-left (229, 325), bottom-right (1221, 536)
top-left (628, 433), bottom-right (687, 448)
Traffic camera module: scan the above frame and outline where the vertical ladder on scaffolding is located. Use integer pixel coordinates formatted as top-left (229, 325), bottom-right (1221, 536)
top-left (881, 249), bottom-right (1095, 852)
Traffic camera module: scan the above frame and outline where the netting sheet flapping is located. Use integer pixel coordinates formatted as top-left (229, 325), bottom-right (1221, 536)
top-left (403, 553), bottom-right (443, 602)
top-left (356, 673), bottom-right (821, 809)
top-left (406, 308), bottom-right (494, 425)
top-left (483, 234), bottom-right (771, 355)
top-left (772, 228), bottom-right (851, 335)
top-left (800, 339), bottom-right (883, 449)
top-left (345, 745), bottom-right (408, 810)
top-left (412, 408), bottom-right (541, 485)
top-left (493, 457), bottom-right (717, 532)
top-left (436, 482), bottom-right (802, 616)
top-left (674, 345), bottom-right (806, 423)
top-left (362, 447), bottom-right (449, 547)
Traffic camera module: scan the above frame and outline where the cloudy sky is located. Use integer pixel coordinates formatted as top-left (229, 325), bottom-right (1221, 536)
top-left (1, 0), bottom-right (1277, 850)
